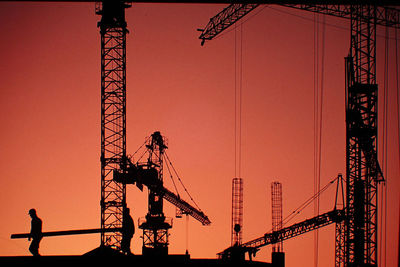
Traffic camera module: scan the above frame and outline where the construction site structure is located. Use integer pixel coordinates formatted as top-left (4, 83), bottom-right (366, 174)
top-left (113, 131), bottom-right (211, 255)
top-left (4, 1), bottom-right (399, 264)
top-left (271, 181), bottom-right (284, 267)
top-left (271, 182), bottom-right (283, 253)
top-left (198, 4), bottom-right (400, 266)
top-left (232, 178), bottom-right (244, 246)
top-left (218, 208), bottom-right (345, 260)
top-left (138, 131), bottom-right (171, 256)
top-left (96, 0), bottom-right (130, 249)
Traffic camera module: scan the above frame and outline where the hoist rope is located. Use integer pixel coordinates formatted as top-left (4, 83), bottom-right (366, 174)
top-left (234, 21), bottom-right (243, 178)
top-left (313, 12), bottom-right (319, 266)
top-left (379, 23), bottom-right (390, 267)
top-left (234, 22), bottom-right (237, 178)
top-left (395, 26), bottom-right (400, 267)
top-left (239, 22), bottom-right (243, 178)
top-left (313, 12), bottom-right (326, 267)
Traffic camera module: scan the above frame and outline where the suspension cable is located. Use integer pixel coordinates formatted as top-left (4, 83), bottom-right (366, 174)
top-left (283, 175), bottom-right (339, 227)
top-left (313, 12), bottom-right (319, 266)
top-left (313, 12), bottom-right (326, 267)
top-left (395, 26), bottom-right (400, 267)
top-left (380, 23), bottom-right (390, 267)
top-left (164, 152), bottom-right (202, 211)
top-left (234, 21), bottom-right (244, 178)
top-left (163, 154), bottom-right (180, 197)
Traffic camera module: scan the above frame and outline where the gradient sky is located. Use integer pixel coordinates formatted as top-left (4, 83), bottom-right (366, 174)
top-left (0, 3), bottom-right (399, 267)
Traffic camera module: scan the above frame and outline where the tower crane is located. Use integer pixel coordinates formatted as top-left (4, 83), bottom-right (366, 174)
top-left (198, 3), bottom-right (400, 266)
top-left (113, 131), bottom-right (211, 255)
top-left (219, 174), bottom-right (346, 262)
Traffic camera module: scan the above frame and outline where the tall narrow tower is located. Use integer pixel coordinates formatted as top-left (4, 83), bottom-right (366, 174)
top-left (139, 131), bottom-right (172, 256)
top-left (231, 177), bottom-right (243, 246)
top-left (345, 5), bottom-right (384, 266)
top-left (271, 181), bottom-right (283, 252)
top-left (97, 0), bottom-right (131, 249)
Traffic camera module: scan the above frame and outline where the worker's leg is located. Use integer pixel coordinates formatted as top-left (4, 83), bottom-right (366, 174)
top-left (29, 239), bottom-right (40, 256)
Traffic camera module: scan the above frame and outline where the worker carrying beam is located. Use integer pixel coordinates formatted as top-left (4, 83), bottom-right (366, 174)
top-left (121, 207), bottom-right (135, 255)
top-left (28, 208), bottom-right (42, 256)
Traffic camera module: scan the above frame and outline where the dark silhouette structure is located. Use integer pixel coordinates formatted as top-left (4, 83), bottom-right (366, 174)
top-left (96, 0), bottom-right (130, 250)
top-left (113, 131), bottom-right (210, 256)
top-left (231, 178), bottom-right (243, 246)
top-left (121, 208), bottom-right (135, 255)
top-left (28, 209), bottom-right (42, 256)
top-left (199, 4), bottom-right (399, 266)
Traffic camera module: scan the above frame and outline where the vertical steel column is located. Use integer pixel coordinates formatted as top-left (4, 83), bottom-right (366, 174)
top-left (231, 178), bottom-right (243, 246)
top-left (97, 0), bottom-right (130, 249)
top-left (335, 174), bottom-right (345, 267)
top-left (271, 181), bottom-right (283, 252)
top-left (345, 5), bottom-right (379, 266)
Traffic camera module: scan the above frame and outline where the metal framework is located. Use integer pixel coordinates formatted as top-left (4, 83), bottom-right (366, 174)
top-left (219, 209), bottom-right (345, 259)
top-left (271, 181), bottom-right (283, 253)
top-left (112, 131), bottom-right (210, 254)
top-left (197, 4), bottom-right (400, 45)
top-left (232, 178), bottom-right (244, 246)
top-left (334, 174), bottom-right (346, 267)
top-left (199, 4), bottom-right (399, 266)
top-left (344, 6), bottom-right (382, 264)
top-left (138, 131), bottom-right (171, 255)
top-left (198, 4), bottom-right (259, 45)
top-left (97, 0), bottom-right (131, 249)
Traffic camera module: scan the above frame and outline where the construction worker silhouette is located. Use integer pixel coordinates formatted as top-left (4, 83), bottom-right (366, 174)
top-left (28, 209), bottom-right (42, 256)
top-left (121, 207), bottom-right (135, 255)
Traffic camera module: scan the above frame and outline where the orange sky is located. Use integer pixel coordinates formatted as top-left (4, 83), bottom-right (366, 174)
top-left (0, 3), bottom-right (399, 267)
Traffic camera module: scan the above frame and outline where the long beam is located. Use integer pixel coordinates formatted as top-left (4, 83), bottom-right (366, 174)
top-left (198, 4), bottom-right (259, 45)
top-left (244, 209), bottom-right (344, 250)
top-left (161, 186), bottom-right (211, 225)
top-left (198, 4), bottom-right (400, 45)
top-left (283, 4), bottom-right (400, 29)
top-left (218, 209), bottom-right (345, 258)
top-left (5, 1), bottom-right (398, 3)
top-left (11, 228), bottom-right (122, 239)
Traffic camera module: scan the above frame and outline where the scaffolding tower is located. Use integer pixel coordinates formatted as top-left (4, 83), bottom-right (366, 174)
top-left (271, 181), bottom-right (283, 253)
top-left (97, 0), bottom-right (131, 249)
top-left (232, 178), bottom-right (244, 246)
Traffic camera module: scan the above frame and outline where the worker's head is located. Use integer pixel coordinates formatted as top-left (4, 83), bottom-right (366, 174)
top-left (28, 209), bottom-right (37, 218)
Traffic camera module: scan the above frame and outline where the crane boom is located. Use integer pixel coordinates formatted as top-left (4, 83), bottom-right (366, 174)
top-left (113, 154), bottom-right (211, 226)
top-left (198, 4), bottom-right (259, 45)
top-left (218, 208), bottom-right (345, 259)
top-left (198, 4), bottom-right (400, 45)
top-left (161, 186), bottom-right (211, 225)
top-left (283, 4), bottom-right (400, 28)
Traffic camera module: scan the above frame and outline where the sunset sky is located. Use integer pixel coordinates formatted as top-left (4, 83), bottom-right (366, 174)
top-left (0, 2), bottom-right (399, 267)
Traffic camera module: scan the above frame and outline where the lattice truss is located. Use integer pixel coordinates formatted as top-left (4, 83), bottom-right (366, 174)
top-left (99, 4), bottom-right (128, 248)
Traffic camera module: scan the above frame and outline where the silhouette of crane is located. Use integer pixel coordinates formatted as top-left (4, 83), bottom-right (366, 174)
top-left (113, 131), bottom-right (210, 255)
top-left (198, 4), bottom-right (400, 266)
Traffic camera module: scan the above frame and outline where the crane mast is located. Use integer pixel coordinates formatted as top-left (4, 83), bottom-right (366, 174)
top-left (96, 0), bottom-right (131, 250)
top-left (198, 3), bottom-right (400, 266)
